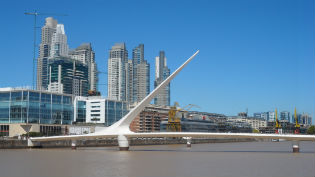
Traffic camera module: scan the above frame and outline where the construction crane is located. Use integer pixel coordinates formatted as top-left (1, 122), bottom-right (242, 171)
top-left (166, 102), bottom-right (200, 132)
top-left (275, 108), bottom-right (281, 134)
top-left (24, 11), bottom-right (67, 89)
top-left (294, 107), bottom-right (300, 134)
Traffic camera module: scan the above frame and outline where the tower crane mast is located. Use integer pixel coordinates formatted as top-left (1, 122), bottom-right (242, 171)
top-left (294, 108), bottom-right (300, 134)
top-left (24, 11), bottom-right (67, 89)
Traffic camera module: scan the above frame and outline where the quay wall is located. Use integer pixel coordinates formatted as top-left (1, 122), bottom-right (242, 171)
top-left (0, 138), bottom-right (256, 149)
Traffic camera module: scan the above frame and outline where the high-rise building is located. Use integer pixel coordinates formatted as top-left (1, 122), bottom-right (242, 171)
top-left (292, 113), bottom-right (312, 126)
top-left (132, 44), bottom-right (150, 103)
top-left (280, 111), bottom-right (290, 122)
top-left (69, 43), bottom-right (98, 91)
top-left (268, 111), bottom-right (275, 122)
top-left (125, 59), bottom-right (133, 103)
top-left (154, 51), bottom-right (170, 106)
top-left (48, 57), bottom-right (89, 96)
top-left (107, 43), bottom-right (128, 101)
top-left (37, 17), bottom-right (57, 91)
top-left (49, 24), bottom-right (69, 58)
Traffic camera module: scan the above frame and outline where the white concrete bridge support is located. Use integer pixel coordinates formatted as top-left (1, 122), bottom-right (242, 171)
top-left (27, 139), bottom-right (41, 148)
top-left (118, 135), bottom-right (129, 151)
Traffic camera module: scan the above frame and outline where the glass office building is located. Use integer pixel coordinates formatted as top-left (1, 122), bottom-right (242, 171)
top-left (49, 57), bottom-right (89, 96)
top-left (0, 88), bottom-right (73, 124)
top-left (73, 96), bottom-right (129, 126)
top-left (105, 100), bottom-right (129, 126)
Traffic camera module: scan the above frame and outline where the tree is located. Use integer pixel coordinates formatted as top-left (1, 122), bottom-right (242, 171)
top-left (307, 125), bottom-right (315, 135)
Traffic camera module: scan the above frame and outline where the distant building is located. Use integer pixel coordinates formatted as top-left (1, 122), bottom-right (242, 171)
top-left (37, 17), bottom-right (58, 90)
top-left (280, 111), bottom-right (290, 122)
top-left (48, 57), bottom-right (89, 96)
top-left (160, 117), bottom-right (252, 133)
top-left (154, 51), bottom-right (170, 106)
top-left (132, 44), bottom-right (150, 104)
top-left (268, 111), bottom-right (275, 122)
top-left (129, 104), bottom-right (169, 132)
top-left (0, 88), bottom-right (73, 125)
top-left (107, 43), bottom-right (128, 101)
top-left (74, 96), bottom-right (129, 126)
top-left (295, 113), bottom-right (312, 126)
top-left (227, 117), bottom-right (267, 130)
top-left (238, 112), bottom-right (247, 118)
top-left (69, 43), bottom-right (98, 91)
top-left (125, 59), bottom-right (133, 103)
top-left (253, 112), bottom-right (268, 120)
top-left (49, 24), bottom-right (69, 58)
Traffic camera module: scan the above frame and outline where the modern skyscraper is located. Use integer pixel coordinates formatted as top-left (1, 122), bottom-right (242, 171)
top-left (69, 43), bottom-right (98, 91)
top-left (154, 51), bottom-right (170, 106)
top-left (48, 57), bottom-right (89, 96)
top-left (107, 43), bottom-right (128, 101)
top-left (49, 24), bottom-right (69, 58)
top-left (37, 17), bottom-right (57, 91)
top-left (125, 59), bottom-right (133, 103)
top-left (132, 44), bottom-right (150, 103)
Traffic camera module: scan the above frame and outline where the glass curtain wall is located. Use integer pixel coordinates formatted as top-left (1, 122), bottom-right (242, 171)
top-left (0, 90), bottom-right (73, 124)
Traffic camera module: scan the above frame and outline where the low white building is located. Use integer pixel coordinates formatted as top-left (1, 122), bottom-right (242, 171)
top-left (74, 96), bottom-right (129, 126)
top-left (228, 117), bottom-right (267, 130)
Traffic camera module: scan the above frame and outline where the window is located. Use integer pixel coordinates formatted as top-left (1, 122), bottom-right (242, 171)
top-left (0, 93), bottom-right (10, 101)
top-left (91, 114), bottom-right (100, 116)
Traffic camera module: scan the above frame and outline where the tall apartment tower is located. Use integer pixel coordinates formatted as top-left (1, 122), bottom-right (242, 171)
top-left (108, 43), bottom-right (128, 101)
top-left (36, 17), bottom-right (57, 91)
top-left (132, 44), bottom-right (150, 103)
top-left (48, 57), bottom-right (89, 96)
top-left (49, 24), bottom-right (69, 58)
top-left (154, 51), bottom-right (170, 106)
top-left (125, 59), bottom-right (133, 103)
top-left (69, 43), bottom-right (98, 91)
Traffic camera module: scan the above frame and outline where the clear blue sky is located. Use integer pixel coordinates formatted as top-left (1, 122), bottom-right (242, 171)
top-left (0, 0), bottom-right (314, 121)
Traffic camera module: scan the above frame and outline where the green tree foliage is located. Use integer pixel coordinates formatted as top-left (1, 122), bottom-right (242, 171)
top-left (307, 125), bottom-right (315, 135)
top-left (22, 132), bottom-right (43, 137)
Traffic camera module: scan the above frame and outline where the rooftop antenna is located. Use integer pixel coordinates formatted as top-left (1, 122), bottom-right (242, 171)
top-left (24, 10), bottom-right (67, 90)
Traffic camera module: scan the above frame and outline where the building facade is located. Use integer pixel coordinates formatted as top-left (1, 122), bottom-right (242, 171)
top-left (49, 24), bottom-right (69, 58)
top-left (48, 57), bottom-right (89, 96)
top-left (129, 104), bottom-right (169, 132)
top-left (132, 44), bottom-right (150, 103)
top-left (0, 88), bottom-right (73, 125)
top-left (74, 96), bottom-right (129, 126)
top-left (69, 43), bottom-right (98, 91)
top-left (268, 111), bottom-right (275, 122)
top-left (253, 112), bottom-right (269, 120)
top-left (107, 43), bottom-right (128, 101)
top-left (227, 117), bottom-right (267, 130)
top-left (154, 51), bottom-right (170, 106)
top-left (37, 17), bottom-right (58, 91)
top-left (280, 111), bottom-right (290, 122)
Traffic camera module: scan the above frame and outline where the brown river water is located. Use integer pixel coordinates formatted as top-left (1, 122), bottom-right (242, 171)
top-left (0, 141), bottom-right (314, 177)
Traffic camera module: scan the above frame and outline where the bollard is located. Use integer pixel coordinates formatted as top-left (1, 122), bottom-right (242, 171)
top-left (186, 137), bottom-right (192, 148)
top-left (71, 140), bottom-right (77, 150)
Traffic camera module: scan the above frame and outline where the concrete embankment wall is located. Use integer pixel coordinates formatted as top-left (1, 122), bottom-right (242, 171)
top-left (0, 138), bottom-right (256, 149)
